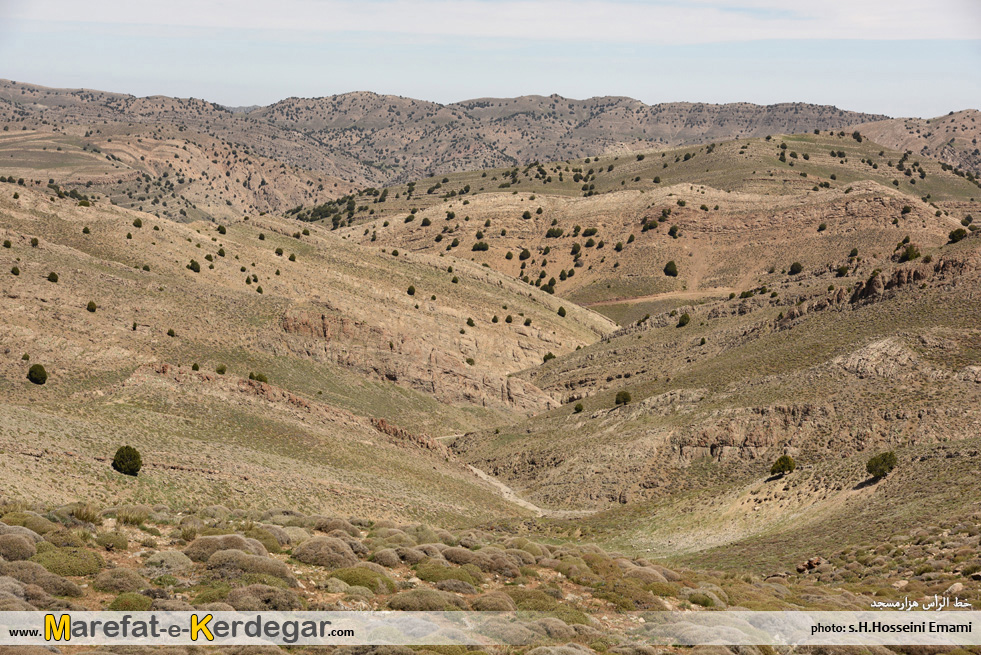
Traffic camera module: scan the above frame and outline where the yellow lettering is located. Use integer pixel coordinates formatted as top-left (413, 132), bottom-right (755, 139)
top-left (191, 614), bottom-right (214, 642)
top-left (45, 614), bottom-right (70, 642)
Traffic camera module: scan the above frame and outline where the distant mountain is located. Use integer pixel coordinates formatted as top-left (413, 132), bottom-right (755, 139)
top-left (850, 109), bottom-right (981, 177)
top-left (0, 79), bottom-right (890, 189)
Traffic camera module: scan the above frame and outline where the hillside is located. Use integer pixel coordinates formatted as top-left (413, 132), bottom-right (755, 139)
top-left (0, 180), bottom-right (613, 523)
top-left (2, 79), bottom-right (981, 621)
top-left (341, 130), bottom-right (980, 306)
top-left (0, 79), bottom-right (889, 194)
top-left (854, 109), bottom-right (981, 177)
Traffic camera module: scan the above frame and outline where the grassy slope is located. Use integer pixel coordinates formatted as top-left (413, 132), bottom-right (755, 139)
top-left (0, 184), bottom-right (613, 522)
top-left (335, 132), bottom-right (979, 309)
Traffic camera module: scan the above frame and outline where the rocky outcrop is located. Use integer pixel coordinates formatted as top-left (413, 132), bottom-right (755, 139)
top-left (280, 309), bottom-right (556, 413)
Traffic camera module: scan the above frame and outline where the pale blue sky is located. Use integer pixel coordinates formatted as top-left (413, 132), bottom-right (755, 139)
top-left (1, 0), bottom-right (979, 117)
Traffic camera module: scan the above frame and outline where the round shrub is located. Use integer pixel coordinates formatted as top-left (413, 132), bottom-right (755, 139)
top-left (30, 547), bottom-right (104, 576)
top-left (789, 262), bottom-right (803, 275)
top-left (27, 364), bottom-right (47, 385)
top-left (108, 592), bottom-right (152, 611)
top-left (770, 454), bottom-right (796, 476)
top-left (676, 312), bottom-right (690, 328)
top-left (86, 301), bottom-right (97, 312)
top-left (370, 548), bottom-right (401, 568)
top-left (387, 588), bottom-right (468, 611)
top-left (615, 390), bottom-right (631, 406)
top-left (184, 534), bottom-right (266, 562)
top-left (94, 531), bottom-right (128, 551)
top-left (112, 445), bottom-right (142, 477)
top-left (663, 261), bottom-right (678, 277)
top-left (226, 584), bottom-right (302, 611)
top-left (0, 534), bottom-right (37, 561)
top-left (471, 592), bottom-right (517, 611)
top-left (1, 511), bottom-right (58, 534)
top-left (328, 566), bottom-right (396, 594)
top-left (47, 272), bottom-right (58, 283)
top-left (94, 568), bottom-right (146, 593)
top-left (867, 451), bottom-right (897, 479)
top-left (145, 550), bottom-right (194, 573)
top-left (205, 549), bottom-right (296, 585)
top-left (44, 529), bottom-right (85, 548)
top-left (292, 536), bottom-right (358, 568)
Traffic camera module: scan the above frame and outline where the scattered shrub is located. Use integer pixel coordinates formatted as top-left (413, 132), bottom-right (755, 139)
top-left (329, 566), bottom-right (396, 594)
top-left (388, 588), bottom-right (467, 611)
top-left (86, 301), bottom-right (97, 313)
top-left (615, 391), bottom-right (631, 406)
top-left (0, 534), bottom-right (36, 561)
top-left (293, 536), bottom-right (358, 568)
top-left (108, 592), bottom-right (152, 611)
top-left (30, 547), bottom-right (104, 576)
top-left (27, 364), bottom-right (47, 385)
top-left (770, 455), bottom-right (796, 476)
top-left (111, 445), bottom-right (142, 477)
top-left (866, 451), bottom-right (898, 479)
top-left (789, 262), bottom-right (803, 275)
top-left (94, 568), bottom-right (146, 593)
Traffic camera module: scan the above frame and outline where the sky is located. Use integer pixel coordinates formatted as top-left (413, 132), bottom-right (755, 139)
top-left (0, 0), bottom-right (979, 118)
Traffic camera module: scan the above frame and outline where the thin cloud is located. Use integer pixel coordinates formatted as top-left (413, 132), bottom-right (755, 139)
top-left (8, 0), bottom-right (981, 44)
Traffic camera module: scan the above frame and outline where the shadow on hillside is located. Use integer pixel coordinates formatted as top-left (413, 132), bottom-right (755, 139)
top-left (853, 477), bottom-right (881, 490)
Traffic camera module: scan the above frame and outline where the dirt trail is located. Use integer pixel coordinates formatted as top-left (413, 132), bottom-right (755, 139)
top-left (585, 287), bottom-right (734, 307)
top-left (465, 464), bottom-right (592, 519)
top-left (439, 434), bottom-right (592, 518)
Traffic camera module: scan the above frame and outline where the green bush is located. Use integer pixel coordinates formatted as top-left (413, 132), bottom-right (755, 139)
top-left (30, 547), bottom-right (104, 576)
top-left (329, 566), bottom-right (396, 593)
top-left (112, 445), bottom-right (142, 477)
top-left (770, 455), bottom-right (796, 476)
top-left (415, 559), bottom-right (482, 587)
top-left (86, 301), bottom-right (97, 313)
top-left (949, 228), bottom-right (968, 243)
top-left (94, 568), bottom-right (144, 592)
top-left (663, 260), bottom-right (678, 277)
top-left (866, 451), bottom-right (897, 479)
top-left (557, 306), bottom-right (566, 317)
top-left (388, 588), bottom-right (467, 611)
top-left (95, 531), bottom-right (128, 551)
top-left (108, 592), bottom-right (152, 611)
top-left (789, 262), bottom-right (803, 275)
top-left (10, 266), bottom-right (19, 276)
top-left (27, 364), bottom-right (47, 385)
top-left (407, 285), bottom-right (415, 295)
top-left (574, 403), bottom-right (584, 413)
top-left (676, 313), bottom-right (690, 328)
top-left (615, 391), bottom-right (631, 406)
top-left (47, 272), bottom-right (58, 283)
